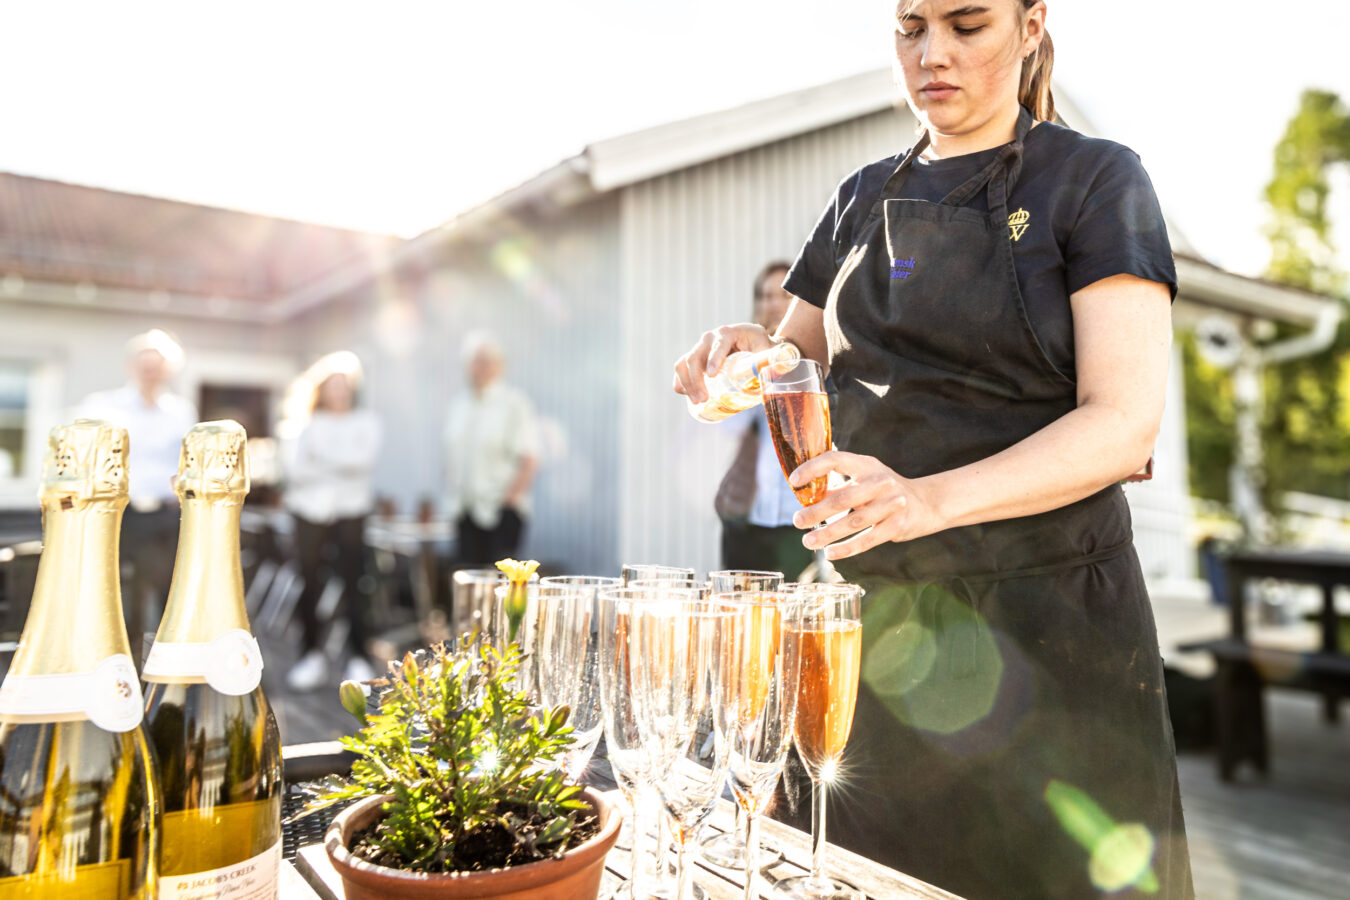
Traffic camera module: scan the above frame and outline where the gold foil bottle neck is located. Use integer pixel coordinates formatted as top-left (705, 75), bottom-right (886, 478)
top-left (40, 419), bottom-right (129, 508)
top-left (176, 420), bottom-right (250, 502)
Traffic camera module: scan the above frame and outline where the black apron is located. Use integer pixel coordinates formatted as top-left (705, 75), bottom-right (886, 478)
top-left (816, 108), bottom-right (1193, 899)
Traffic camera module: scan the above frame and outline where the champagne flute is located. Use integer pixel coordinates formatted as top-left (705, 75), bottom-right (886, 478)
top-left (700, 571), bottom-right (786, 872)
top-left (713, 591), bottom-right (802, 900)
top-left (762, 359), bottom-right (831, 507)
top-left (629, 593), bottom-right (734, 900)
top-left (622, 564), bottom-right (697, 586)
top-left (619, 564), bottom-right (695, 889)
top-left (536, 577), bottom-right (619, 780)
top-left (774, 584), bottom-right (864, 900)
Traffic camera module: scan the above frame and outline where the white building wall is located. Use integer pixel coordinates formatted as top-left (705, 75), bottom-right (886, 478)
top-left (0, 299), bottom-right (298, 507)
top-left (290, 196), bottom-right (623, 576)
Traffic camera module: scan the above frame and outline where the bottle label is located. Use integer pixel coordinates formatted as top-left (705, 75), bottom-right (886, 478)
top-left (0, 653), bottom-right (144, 732)
top-left (143, 629), bottom-right (264, 696)
top-left (159, 840), bottom-right (280, 900)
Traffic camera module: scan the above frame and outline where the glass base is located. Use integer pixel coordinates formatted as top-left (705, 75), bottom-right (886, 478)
top-left (609, 881), bottom-right (707, 900)
top-left (698, 830), bottom-right (783, 870)
top-left (772, 874), bottom-right (862, 900)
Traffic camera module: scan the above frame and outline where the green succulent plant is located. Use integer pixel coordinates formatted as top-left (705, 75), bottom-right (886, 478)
top-left (301, 637), bottom-right (590, 873)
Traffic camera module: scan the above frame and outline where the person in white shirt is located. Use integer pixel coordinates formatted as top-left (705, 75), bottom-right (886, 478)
top-left (443, 332), bottom-right (538, 566)
top-left (78, 329), bottom-right (198, 661)
top-left (282, 352), bottom-right (382, 690)
top-left (717, 262), bottom-right (816, 581)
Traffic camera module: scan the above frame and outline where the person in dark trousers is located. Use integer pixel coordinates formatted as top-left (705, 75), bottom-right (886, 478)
top-left (717, 260), bottom-right (815, 581)
top-left (282, 352), bottom-right (382, 690)
top-left (674, 2), bottom-right (1193, 897)
top-left (443, 331), bottom-right (539, 566)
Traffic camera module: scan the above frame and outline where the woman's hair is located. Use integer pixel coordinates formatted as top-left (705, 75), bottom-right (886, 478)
top-left (1017, 2), bottom-right (1055, 122)
top-left (895, 0), bottom-right (1055, 122)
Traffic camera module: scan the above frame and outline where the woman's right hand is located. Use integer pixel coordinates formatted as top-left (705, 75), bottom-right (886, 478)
top-left (672, 323), bottom-right (773, 404)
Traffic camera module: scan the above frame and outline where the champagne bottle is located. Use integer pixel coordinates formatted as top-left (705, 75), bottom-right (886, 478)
top-left (687, 341), bottom-right (801, 423)
top-left (142, 421), bottom-right (283, 899)
top-left (0, 419), bottom-right (160, 898)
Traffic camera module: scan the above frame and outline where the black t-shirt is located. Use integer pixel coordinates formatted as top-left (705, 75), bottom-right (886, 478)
top-left (783, 121), bottom-right (1176, 377)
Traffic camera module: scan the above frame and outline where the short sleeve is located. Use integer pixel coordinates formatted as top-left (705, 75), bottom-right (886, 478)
top-left (783, 186), bottom-right (845, 309)
top-left (1065, 148), bottom-right (1177, 300)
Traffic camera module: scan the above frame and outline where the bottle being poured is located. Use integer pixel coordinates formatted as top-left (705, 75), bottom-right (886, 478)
top-left (686, 341), bottom-right (801, 423)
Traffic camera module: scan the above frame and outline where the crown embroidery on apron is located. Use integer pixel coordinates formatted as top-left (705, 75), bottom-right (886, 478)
top-left (1008, 207), bottom-right (1030, 242)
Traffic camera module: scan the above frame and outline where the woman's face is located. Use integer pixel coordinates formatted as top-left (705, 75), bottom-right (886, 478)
top-left (754, 268), bottom-right (792, 332)
top-left (317, 373), bottom-right (354, 412)
top-left (893, 1), bottom-right (1044, 139)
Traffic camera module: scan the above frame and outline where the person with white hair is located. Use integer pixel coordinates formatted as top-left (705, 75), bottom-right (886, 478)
top-left (443, 330), bottom-right (538, 566)
top-left (281, 351), bottom-right (382, 691)
top-left (78, 329), bottom-right (198, 659)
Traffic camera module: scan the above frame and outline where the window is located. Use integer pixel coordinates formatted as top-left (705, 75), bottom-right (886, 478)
top-left (0, 362), bottom-right (31, 480)
top-left (0, 355), bottom-right (61, 508)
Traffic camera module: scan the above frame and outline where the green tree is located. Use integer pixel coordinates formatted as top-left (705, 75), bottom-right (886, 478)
top-left (1184, 89), bottom-right (1350, 508)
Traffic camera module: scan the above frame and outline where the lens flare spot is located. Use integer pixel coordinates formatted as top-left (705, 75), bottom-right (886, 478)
top-left (1045, 780), bottom-right (1159, 894)
top-left (1090, 824), bottom-right (1158, 894)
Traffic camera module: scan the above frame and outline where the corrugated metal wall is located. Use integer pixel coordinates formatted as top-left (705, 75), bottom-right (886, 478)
top-left (292, 195), bottom-right (623, 576)
top-left (618, 108), bottom-right (916, 575)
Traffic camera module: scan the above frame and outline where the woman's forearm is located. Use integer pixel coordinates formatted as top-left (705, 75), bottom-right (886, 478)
top-left (919, 399), bottom-right (1157, 531)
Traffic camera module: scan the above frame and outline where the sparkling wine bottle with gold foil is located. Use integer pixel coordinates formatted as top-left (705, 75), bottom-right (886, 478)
top-left (142, 421), bottom-right (282, 899)
top-left (0, 420), bottom-right (160, 899)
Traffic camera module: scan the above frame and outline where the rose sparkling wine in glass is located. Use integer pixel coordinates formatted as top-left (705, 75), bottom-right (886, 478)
top-left (700, 571), bottom-right (787, 873)
top-left (762, 359), bottom-right (831, 506)
top-left (774, 583), bottom-right (864, 900)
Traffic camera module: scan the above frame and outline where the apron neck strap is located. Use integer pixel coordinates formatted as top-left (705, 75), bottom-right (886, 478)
top-left (938, 106), bottom-right (1034, 212)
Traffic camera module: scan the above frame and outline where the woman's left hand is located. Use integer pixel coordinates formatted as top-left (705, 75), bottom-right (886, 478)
top-left (790, 450), bottom-right (938, 560)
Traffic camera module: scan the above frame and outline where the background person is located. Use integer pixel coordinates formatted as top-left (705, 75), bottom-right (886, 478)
top-left (716, 260), bottom-right (815, 581)
top-left (443, 331), bottom-right (538, 566)
top-left (78, 329), bottom-right (197, 661)
top-left (674, 1), bottom-right (1192, 896)
top-left (282, 352), bottom-right (382, 690)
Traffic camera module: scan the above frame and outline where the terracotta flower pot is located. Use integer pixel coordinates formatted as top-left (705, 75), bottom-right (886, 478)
top-left (325, 788), bottom-right (621, 900)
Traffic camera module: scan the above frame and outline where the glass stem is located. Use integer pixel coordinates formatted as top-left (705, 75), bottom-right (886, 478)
top-left (733, 802), bottom-right (745, 844)
top-left (811, 778), bottom-right (828, 881)
top-left (742, 812), bottom-right (760, 900)
top-left (675, 832), bottom-right (692, 900)
top-left (630, 789), bottom-right (654, 897)
top-left (657, 810), bottom-right (673, 884)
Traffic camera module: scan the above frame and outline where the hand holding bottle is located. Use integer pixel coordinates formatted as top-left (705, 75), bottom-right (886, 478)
top-left (672, 323), bottom-right (775, 405)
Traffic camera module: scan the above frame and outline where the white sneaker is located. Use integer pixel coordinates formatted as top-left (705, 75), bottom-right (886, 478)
top-left (286, 650), bottom-right (328, 692)
top-left (343, 656), bottom-right (376, 683)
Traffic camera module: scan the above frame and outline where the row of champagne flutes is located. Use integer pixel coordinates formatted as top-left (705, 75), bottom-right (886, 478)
top-left (471, 565), bottom-right (863, 900)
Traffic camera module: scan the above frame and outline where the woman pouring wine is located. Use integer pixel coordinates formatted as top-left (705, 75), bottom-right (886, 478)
top-left (673, 2), bottom-right (1193, 897)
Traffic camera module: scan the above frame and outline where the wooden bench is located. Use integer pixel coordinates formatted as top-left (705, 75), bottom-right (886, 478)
top-left (1180, 547), bottom-right (1350, 782)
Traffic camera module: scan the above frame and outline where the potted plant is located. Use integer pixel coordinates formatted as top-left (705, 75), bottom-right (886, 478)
top-left (305, 635), bottom-right (621, 900)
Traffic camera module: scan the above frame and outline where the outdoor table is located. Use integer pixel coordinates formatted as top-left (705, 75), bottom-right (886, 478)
top-left (364, 515), bottom-right (455, 624)
top-left (277, 747), bottom-right (962, 899)
top-left (1180, 545), bottom-right (1350, 780)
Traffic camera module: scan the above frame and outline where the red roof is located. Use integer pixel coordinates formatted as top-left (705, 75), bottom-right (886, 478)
top-left (0, 172), bottom-right (399, 303)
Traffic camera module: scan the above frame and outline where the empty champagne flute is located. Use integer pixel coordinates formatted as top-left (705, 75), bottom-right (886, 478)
top-left (599, 586), bottom-right (684, 900)
top-left (762, 359), bottom-right (831, 507)
top-left (536, 577), bottom-right (618, 780)
top-left (700, 571), bottom-right (786, 872)
top-left (629, 593), bottom-right (733, 900)
top-left (774, 583), bottom-right (864, 900)
top-left (714, 591), bottom-right (802, 899)
top-left (619, 565), bottom-right (696, 896)
top-left (622, 564), bottom-right (696, 586)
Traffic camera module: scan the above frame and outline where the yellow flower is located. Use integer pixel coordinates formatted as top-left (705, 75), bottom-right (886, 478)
top-left (494, 558), bottom-right (540, 584)
top-left (495, 559), bottom-right (539, 643)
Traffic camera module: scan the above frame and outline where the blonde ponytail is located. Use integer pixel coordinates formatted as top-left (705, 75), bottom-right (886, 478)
top-left (1018, 8), bottom-right (1055, 121)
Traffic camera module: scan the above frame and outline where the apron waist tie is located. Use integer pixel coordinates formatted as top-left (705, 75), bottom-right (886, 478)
top-left (900, 537), bottom-right (1134, 593)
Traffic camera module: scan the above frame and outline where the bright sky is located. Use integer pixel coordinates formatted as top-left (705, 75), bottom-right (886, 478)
top-left (3, 1), bottom-right (1348, 278)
